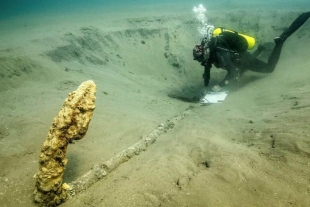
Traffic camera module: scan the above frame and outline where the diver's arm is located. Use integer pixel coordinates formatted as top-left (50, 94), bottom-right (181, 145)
top-left (203, 61), bottom-right (212, 87)
top-left (219, 65), bottom-right (239, 87)
top-left (212, 69), bottom-right (233, 92)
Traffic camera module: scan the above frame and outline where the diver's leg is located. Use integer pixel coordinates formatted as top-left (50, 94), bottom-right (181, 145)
top-left (243, 42), bottom-right (283, 73)
top-left (275, 11), bottom-right (310, 44)
top-left (265, 42), bottom-right (284, 72)
top-left (238, 52), bottom-right (270, 73)
top-left (264, 12), bottom-right (310, 72)
top-left (241, 12), bottom-right (310, 74)
top-left (251, 45), bottom-right (264, 58)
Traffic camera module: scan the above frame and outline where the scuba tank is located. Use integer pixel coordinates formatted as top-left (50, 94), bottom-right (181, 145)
top-left (213, 27), bottom-right (256, 52)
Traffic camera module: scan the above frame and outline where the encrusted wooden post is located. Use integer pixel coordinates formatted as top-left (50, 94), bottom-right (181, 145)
top-left (33, 80), bottom-right (96, 207)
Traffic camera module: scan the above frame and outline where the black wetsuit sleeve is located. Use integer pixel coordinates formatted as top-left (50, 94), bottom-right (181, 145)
top-left (203, 59), bottom-right (212, 87)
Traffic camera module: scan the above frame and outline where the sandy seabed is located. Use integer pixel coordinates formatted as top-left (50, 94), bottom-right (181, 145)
top-left (0, 5), bottom-right (310, 207)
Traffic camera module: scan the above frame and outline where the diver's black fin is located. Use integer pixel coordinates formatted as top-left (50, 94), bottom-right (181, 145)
top-left (278, 11), bottom-right (310, 42)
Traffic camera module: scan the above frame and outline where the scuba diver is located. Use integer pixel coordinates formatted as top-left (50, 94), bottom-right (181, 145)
top-left (193, 11), bottom-right (310, 93)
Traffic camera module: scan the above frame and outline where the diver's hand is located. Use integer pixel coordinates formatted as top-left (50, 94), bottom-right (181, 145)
top-left (192, 87), bottom-right (208, 102)
top-left (198, 87), bottom-right (209, 103)
top-left (202, 87), bottom-right (208, 96)
top-left (212, 85), bottom-right (221, 92)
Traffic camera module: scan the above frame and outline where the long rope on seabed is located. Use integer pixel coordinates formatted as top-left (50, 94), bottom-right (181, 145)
top-left (66, 104), bottom-right (198, 197)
